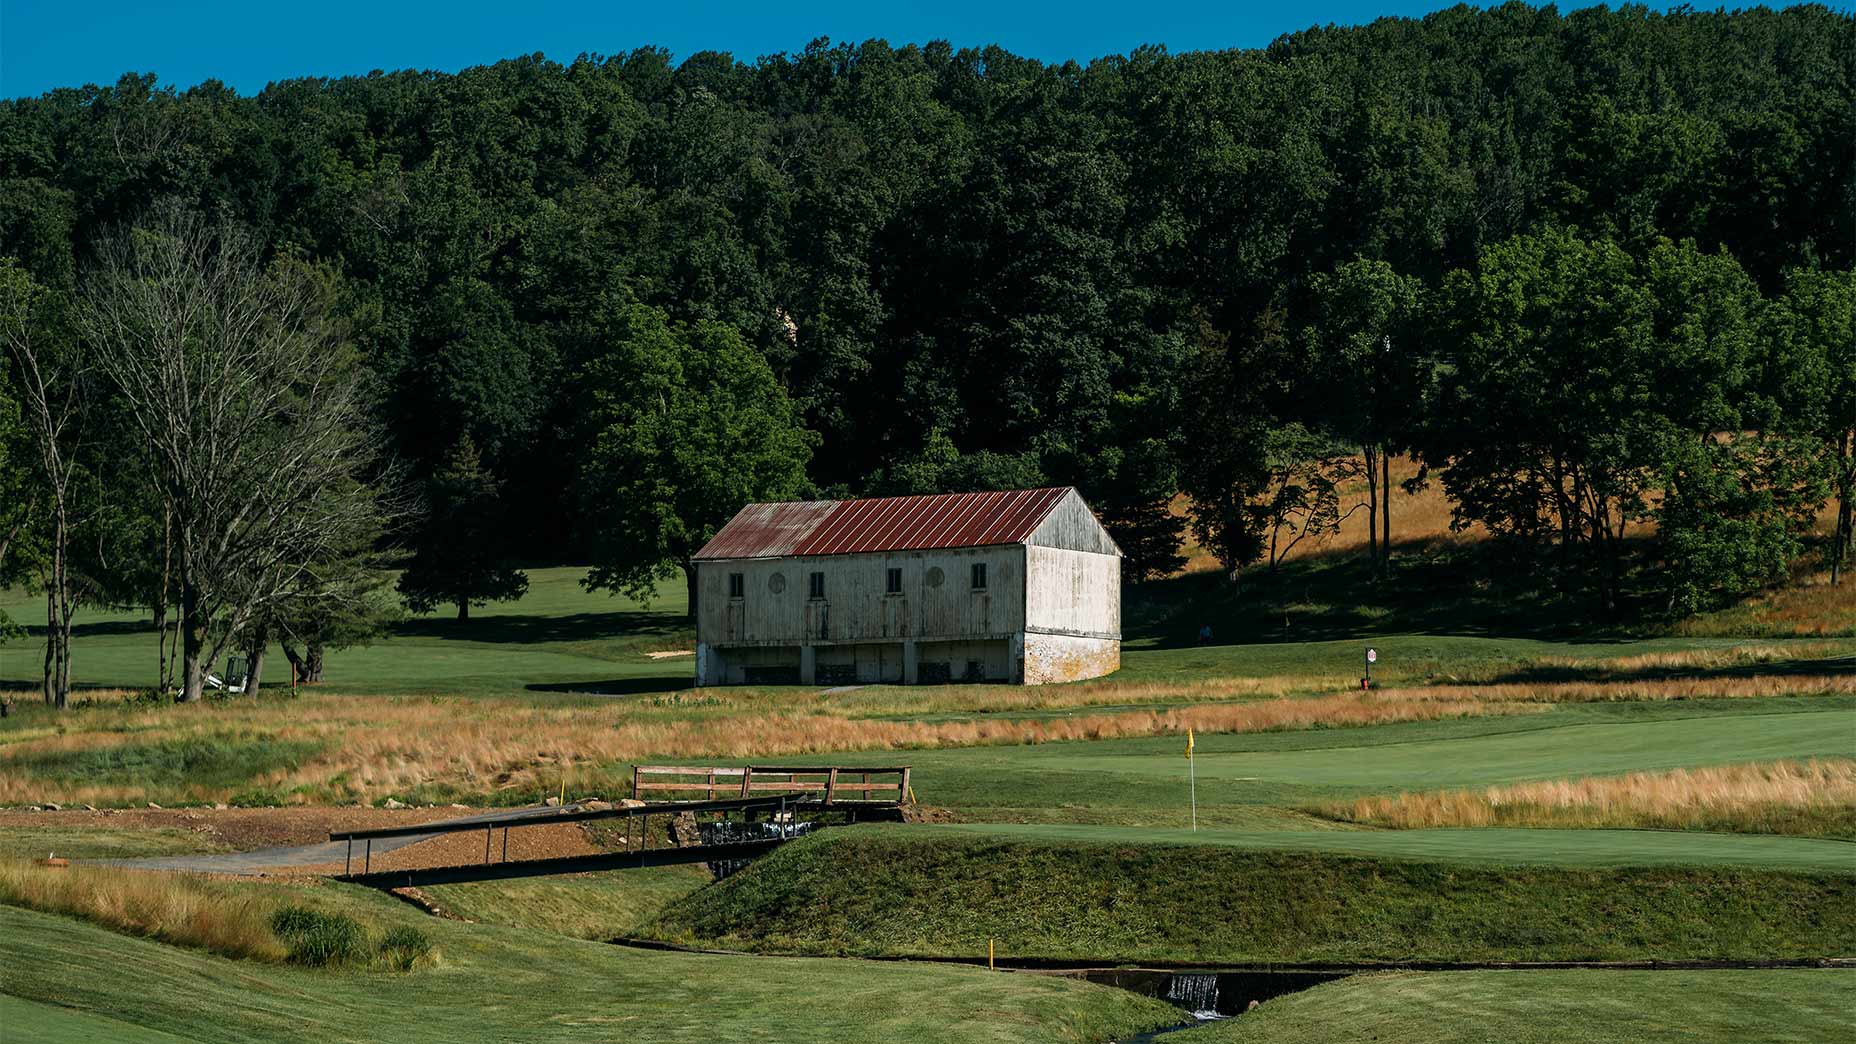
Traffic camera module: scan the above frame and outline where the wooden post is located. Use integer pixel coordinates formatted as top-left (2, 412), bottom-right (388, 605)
top-left (739, 767), bottom-right (753, 798)
top-left (824, 768), bottom-right (839, 806)
top-left (631, 765), bottom-right (640, 801)
top-left (899, 767), bottom-right (912, 806)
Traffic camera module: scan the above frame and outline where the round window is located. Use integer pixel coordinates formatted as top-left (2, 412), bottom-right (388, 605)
top-left (925, 567), bottom-right (944, 588)
top-left (768, 572), bottom-right (787, 594)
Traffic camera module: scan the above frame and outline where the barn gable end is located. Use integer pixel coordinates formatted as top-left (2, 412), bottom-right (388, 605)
top-left (1026, 489), bottom-right (1121, 557)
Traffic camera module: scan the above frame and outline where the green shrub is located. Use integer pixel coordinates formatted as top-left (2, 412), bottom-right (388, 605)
top-left (270, 906), bottom-right (366, 967)
top-left (376, 926), bottom-right (434, 971)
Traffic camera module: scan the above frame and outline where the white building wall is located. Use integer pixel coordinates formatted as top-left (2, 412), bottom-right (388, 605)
top-left (696, 545), bottom-right (1027, 648)
top-left (1023, 544), bottom-right (1120, 638)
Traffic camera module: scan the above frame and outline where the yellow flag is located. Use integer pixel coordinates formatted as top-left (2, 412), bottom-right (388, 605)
top-left (1185, 727), bottom-right (1194, 759)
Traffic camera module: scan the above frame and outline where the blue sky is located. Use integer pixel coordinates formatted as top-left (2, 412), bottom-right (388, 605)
top-left (4, 1), bottom-right (1685, 99)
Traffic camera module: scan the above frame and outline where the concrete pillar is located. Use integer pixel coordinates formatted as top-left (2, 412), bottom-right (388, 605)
top-left (694, 641), bottom-right (716, 687)
top-left (800, 644), bottom-right (817, 686)
top-left (1008, 632), bottom-right (1026, 684)
top-left (903, 639), bottom-right (919, 685)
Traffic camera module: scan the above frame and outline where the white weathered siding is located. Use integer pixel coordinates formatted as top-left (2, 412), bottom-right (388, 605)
top-left (696, 545), bottom-right (1027, 647)
top-left (1028, 489), bottom-right (1121, 556)
top-left (1023, 544), bottom-right (1119, 638)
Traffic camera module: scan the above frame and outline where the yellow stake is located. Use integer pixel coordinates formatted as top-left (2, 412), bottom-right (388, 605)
top-left (988, 937), bottom-right (994, 970)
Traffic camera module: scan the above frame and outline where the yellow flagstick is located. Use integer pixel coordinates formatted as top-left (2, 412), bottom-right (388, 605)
top-left (1186, 727), bottom-right (1197, 832)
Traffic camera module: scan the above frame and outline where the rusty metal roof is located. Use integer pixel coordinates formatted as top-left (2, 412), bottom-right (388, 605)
top-left (694, 488), bottom-right (1073, 560)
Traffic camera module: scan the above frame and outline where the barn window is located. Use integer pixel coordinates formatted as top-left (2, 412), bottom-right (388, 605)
top-left (809, 571), bottom-right (826, 599)
top-left (970, 563), bottom-right (987, 591)
top-left (886, 567), bottom-right (902, 594)
top-left (728, 573), bottom-right (744, 598)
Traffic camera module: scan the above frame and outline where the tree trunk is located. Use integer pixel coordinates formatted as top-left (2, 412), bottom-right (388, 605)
top-left (157, 502), bottom-right (173, 689)
top-left (41, 589), bottom-right (55, 707)
top-left (246, 639), bottom-right (266, 695)
top-left (457, 600), bottom-right (469, 622)
top-left (153, 600), bottom-right (167, 690)
top-left (179, 579), bottom-right (205, 703)
top-left (1834, 431), bottom-right (1852, 587)
top-left (305, 642), bottom-right (324, 684)
top-left (1380, 450), bottom-right (1392, 575)
top-left (52, 505), bottom-right (72, 710)
top-left (1362, 444), bottom-right (1380, 580)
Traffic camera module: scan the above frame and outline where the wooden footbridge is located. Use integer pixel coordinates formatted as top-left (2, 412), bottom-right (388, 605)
top-left (330, 765), bottom-right (908, 889)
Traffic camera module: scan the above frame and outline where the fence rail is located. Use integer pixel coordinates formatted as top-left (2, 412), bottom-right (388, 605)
top-left (631, 764), bottom-right (911, 806)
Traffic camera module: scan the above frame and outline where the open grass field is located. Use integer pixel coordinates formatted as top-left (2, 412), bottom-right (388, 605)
top-left (1180, 969), bottom-right (1856, 1044)
top-left (2, 564), bottom-right (1853, 1042)
top-left (920, 823), bottom-right (1856, 871)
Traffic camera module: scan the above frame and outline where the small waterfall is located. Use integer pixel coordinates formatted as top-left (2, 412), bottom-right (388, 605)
top-left (1165, 973), bottom-right (1221, 1018)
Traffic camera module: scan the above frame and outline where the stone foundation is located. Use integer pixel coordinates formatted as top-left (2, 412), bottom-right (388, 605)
top-left (1022, 631), bottom-right (1120, 684)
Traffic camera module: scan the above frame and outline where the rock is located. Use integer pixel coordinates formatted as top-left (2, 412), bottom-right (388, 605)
top-left (581, 800), bottom-right (612, 812)
top-left (146, 802), bottom-right (162, 810)
top-left (619, 798), bottom-right (646, 808)
top-left (40, 802), bottom-right (60, 811)
top-left (212, 802), bottom-right (228, 811)
top-left (448, 803), bottom-right (469, 810)
top-left (543, 796), bottom-right (561, 807)
top-left (78, 804), bottom-right (96, 811)
top-left (383, 798), bottom-right (406, 810)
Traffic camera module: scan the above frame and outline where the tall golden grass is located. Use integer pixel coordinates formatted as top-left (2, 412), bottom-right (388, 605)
top-left (1325, 759), bottom-right (1856, 837)
top-left (1494, 642), bottom-right (1851, 680)
top-left (0, 860), bottom-right (285, 960)
top-left (1675, 571), bottom-right (1856, 638)
top-left (1371, 673), bottom-right (1856, 705)
top-left (0, 689), bottom-right (1523, 807)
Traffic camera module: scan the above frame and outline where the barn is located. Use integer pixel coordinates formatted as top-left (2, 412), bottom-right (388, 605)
top-left (691, 487), bottom-right (1121, 686)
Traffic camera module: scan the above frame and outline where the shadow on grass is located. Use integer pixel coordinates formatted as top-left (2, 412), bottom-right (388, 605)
top-left (525, 676), bottom-right (691, 696)
top-left (1129, 538), bottom-right (1661, 649)
top-left (391, 610), bottom-right (690, 646)
top-left (1482, 653), bottom-right (1856, 685)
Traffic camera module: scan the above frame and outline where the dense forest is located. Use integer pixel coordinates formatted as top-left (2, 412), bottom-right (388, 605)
top-left (1, 4), bottom-right (1852, 702)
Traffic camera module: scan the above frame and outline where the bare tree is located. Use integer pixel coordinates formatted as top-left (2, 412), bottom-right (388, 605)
top-left (0, 260), bottom-right (88, 708)
top-left (81, 208), bottom-right (391, 702)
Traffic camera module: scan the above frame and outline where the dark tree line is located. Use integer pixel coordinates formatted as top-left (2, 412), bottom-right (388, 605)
top-left (1, 4), bottom-right (1853, 692)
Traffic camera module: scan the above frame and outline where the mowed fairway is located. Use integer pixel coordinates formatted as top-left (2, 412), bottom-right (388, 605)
top-left (0, 902), bottom-right (1178, 1044)
top-left (1182, 969), bottom-right (1856, 1044)
top-left (923, 824), bottom-right (1856, 871)
top-left (897, 701), bottom-right (1856, 819)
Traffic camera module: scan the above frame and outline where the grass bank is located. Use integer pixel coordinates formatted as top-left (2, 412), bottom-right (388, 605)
top-left (0, 900), bottom-right (1179, 1044)
top-left (0, 860), bottom-right (435, 969)
top-left (1182, 969), bottom-right (1855, 1043)
top-left (638, 829), bottom-right (1856, 964)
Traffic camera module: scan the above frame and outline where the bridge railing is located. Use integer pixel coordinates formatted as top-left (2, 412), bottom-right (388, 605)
top-left (631, 764), bottom-right (910, 807)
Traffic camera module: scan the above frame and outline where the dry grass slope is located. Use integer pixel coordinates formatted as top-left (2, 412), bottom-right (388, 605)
top-left (1325, 759), bottom-right (1856, 838)
top-left (0, 860), bottom-right (284, 961)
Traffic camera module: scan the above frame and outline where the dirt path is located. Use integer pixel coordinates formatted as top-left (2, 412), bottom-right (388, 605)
top-left (0, 798), bottom-right (590, 873)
